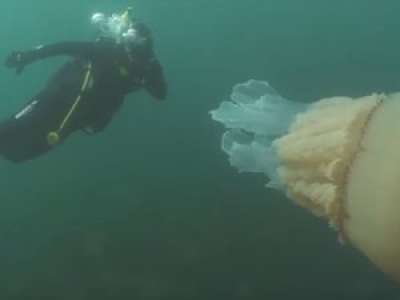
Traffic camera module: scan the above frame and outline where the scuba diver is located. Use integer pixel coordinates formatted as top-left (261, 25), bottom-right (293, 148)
top-left (1, 7), bottom-right (167, 163)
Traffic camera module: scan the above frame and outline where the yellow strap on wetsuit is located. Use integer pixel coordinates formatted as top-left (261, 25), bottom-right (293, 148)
top-left (47, 63), bottom-right (93, 146)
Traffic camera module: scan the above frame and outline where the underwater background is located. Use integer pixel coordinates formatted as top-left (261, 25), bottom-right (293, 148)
top-left (0, 0), bottom-right (399, 299)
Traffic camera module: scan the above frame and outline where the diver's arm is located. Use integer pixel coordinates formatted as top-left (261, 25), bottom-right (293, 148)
top-left (22, 42), bottom-right (98, 61)
top-left (4, 40), bottom-right (113, 73)
top-left (5, 42), bottom-right (96, 66)
top-left (143, 58), bottom-right (167, 100)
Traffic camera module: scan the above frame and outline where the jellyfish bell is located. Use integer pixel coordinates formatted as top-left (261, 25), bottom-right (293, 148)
top-left (343, 93), bottom-right (400, 280)
top-left (210, 80), bottom-right (400, 282)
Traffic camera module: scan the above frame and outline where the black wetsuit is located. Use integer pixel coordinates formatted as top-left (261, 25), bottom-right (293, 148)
top-left (0, 38), bottom-right (167, 163)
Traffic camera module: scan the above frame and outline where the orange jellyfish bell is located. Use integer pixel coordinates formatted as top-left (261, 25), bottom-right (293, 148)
top-left (210, 79), bottom-right (400, 282)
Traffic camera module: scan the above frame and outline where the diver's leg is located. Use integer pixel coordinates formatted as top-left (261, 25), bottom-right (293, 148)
top-left (0, 97), bottom-right (52, 163)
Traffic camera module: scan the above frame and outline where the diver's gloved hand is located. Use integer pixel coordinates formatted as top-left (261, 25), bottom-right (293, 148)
top-left (4, 51), bottom-right (29, 75)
